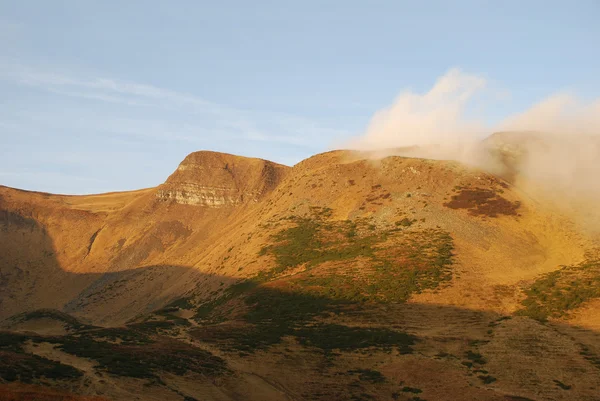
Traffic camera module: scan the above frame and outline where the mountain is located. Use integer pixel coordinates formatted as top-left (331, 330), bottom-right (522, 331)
top-left (1, 143), bottom-right (600, 400)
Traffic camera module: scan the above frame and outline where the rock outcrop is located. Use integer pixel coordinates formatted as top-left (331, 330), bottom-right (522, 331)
top-left (156, 151), bottom-right (289, 206)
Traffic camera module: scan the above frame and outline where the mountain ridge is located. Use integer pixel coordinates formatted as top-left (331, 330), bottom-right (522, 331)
top-left (1, 140), bottom-right (600, 400)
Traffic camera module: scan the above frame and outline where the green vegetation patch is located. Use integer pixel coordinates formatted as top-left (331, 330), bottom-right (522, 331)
top-left (165, 297), bottom-right (194, 310)
top-left (0, 331), bottom-right (83, 383)
top-left (56, 335), bottom-right (228, 379)
top-left (258, 211), bottom-right (454, 304)
top-left (0, 350), bottom-right (83, 383)
top-left (7, 309), bottom-right (96, 331)
top-left (259, 215), bottom-right (386, 277)
top-left (295, 324), bottom-right (415, 354)
top-left (194, 280), bottom-right (258, 322)
top-left (0, 331), bottom-right (32, 352)
top-left (192, 207), bottom-right (454, 354)
top-left (191, 287), bottom-right (417, 354)
top-left (517, 257), bottom-right (600, 321)
top-left (128, 318), bottom-right (190, 334)
top-left (293, 230), bottom-right (453, 303)
top-left (81, 327), bottom-right (153, 344)
top-left (347, 369), bottom-right (387, 383)
top-left (1, 325), bottom-right (228, 382)
top-left (140, 307), bottom-right (194, 331)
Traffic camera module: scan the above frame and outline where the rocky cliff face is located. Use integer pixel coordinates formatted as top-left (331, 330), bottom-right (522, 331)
top-left (156, 151), bottom-right (289, 206)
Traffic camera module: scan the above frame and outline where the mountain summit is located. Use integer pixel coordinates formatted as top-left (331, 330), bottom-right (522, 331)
top-left (156, 151), bottom-right (289, 206)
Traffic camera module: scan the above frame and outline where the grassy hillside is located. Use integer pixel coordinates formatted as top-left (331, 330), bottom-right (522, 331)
top-left (1, 149), bottom-right (599, 400)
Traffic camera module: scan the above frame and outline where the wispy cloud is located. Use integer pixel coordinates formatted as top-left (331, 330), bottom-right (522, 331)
top-left (0, 63), bottom-right (348, 148)
top-left (1, 61), bottom-right (351, 193)
top-left (2, 64), bottom-right (236, 115)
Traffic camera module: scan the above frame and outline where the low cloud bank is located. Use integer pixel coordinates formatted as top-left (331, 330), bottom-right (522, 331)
top-left (346, 69), bottom-right (600, 228)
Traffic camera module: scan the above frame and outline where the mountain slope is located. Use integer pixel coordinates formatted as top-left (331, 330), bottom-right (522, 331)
top-left (1, 145), bottom-right (600, 400)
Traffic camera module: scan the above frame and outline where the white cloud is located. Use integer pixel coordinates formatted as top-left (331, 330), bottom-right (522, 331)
top-left (348, 68), bottom-right (600, 154)
top-left (500, 94), bottom-right (600, 135)
top-left (347, 68), bottom-right (487, 150)
top-left (347, 69), bottom-right (600, 228)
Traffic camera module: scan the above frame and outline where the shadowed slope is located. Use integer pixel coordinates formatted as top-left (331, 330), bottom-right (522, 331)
top-left (2, 271), bottom-right (600, 401)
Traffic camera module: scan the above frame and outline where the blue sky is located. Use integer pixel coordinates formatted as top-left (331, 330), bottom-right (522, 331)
top-left (1, 1), bottom-right (599, 194)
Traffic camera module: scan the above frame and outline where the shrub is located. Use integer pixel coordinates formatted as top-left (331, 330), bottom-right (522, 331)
top-left (444, 187), bottom-right (520, 217)
top-left (348, 369), bottom-right (386, 383)
top-left (478, 375), bottom-right (496, 384)
top-left (553, 380), bottom-right (571, 390)
top-left (0, 350), bottom-right (83, 383)
top-left (517, 258), bottom-right (600, 321)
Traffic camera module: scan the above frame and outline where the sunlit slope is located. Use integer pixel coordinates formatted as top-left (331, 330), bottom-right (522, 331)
top-left (3, 148), bottom-right (600, 400)
top-left (0, 151), bottom-right (290, 324)
top-left (0, 148), bottom-right (596, 325)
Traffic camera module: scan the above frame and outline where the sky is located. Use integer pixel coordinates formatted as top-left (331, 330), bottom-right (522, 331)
top-left (0, 1), bottom-right (599, 194)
